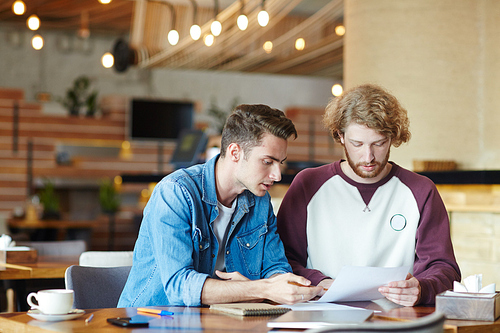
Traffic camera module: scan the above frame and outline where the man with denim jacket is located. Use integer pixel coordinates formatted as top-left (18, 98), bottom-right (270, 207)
top-left (118, 104), bottom-right (322, 307)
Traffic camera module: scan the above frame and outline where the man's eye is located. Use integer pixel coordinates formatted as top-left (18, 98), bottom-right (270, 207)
top-left (263, 160), bottom-right (272, 165)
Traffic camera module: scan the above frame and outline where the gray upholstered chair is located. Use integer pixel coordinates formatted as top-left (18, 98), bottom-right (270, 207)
top-left (17, 240), bottom-right (87, 256)
top-left (79, 251), bottom-right (133, 267)
top-left (64, 265), bottom-right (131, 309)
top-left (304, 311), bottom-right (445, 333)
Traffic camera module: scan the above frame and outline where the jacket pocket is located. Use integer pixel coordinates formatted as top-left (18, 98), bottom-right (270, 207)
top-left (192, 227), bottom-right (210, 271)
top-left (236, 223), bottom-right (268, 276)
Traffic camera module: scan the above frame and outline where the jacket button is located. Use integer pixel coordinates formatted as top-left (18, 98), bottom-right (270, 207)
top-left (246, 243), bottom-right (250, 247)
top-left (211, 254), bottom-right (215, 258)
top-left (199, 245), bottom-right (203, 249)
top-left (226, 250), bottom-right (230, 255)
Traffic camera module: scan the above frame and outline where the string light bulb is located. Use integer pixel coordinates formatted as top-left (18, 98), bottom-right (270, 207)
top-left (335, 25), bottom-right (346, 36)
top-left (165, 2), bottom-right (178, 46)
top-left (190, 25), bottom-right (201, 40)
top-left (257, 0), bottom-right (269, 27)
top-left (168, 29), bottom-right (179, 45)
top-left (101, 52), bottom-right (114, 68)
top-left (237, 14), bottom-right (248, 30)
top-left (295, 38), bottom-right (305, 51)
top-left (210, 0), bottom-right (221, 36)
top-left (332, 84), bottom-right (343, 97)
top-left (31, 34), bottom-right (44, 50)
top-left (98, 0), bottom-right (112, 4)
top-left (263, 41), bottom-right (273, 54)
top-left (257, 10), bottom-right (269, 27)
top-left (204, 34), bottom-right (215, 47)
top-left (211, 20), bottom-right (222, 36)
top-left (237, 0), bottom-right (248, 31)
top-left (12, 1), bottom-right (26, 15)
top-left (27, 14), bottom-right (40, 31)
top-left (189, 0), bottom-right (201, 40)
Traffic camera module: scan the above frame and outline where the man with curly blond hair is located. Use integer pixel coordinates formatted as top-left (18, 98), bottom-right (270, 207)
top-left (277, 84), bottom-right (460, 306)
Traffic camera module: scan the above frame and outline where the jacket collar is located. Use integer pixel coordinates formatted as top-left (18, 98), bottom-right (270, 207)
top-left (201, 154), bottom-right (254, 211)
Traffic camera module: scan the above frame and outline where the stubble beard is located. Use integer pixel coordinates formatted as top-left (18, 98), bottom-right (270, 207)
top-left (344, 146), bottom-right (390, 179)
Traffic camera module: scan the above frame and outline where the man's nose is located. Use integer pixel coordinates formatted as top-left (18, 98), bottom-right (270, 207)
top-left (270, 163), bottom-right (282, 182)
top-left (362, 145), bottom-right (375, 162)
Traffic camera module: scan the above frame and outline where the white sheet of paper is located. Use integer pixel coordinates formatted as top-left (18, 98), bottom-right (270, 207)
top-left (317, 266), bottom-right (410, 302)
top-left (279, 302), bottom-right (366, 311)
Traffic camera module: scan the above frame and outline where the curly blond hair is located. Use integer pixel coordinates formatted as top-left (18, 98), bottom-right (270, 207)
top-left (323, 84), bottom-right (411, 147)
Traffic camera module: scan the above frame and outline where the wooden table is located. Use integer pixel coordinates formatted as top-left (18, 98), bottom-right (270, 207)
top-left (8, 219), bottom-right (99, 241)
top-left (0, 304), bottom-right (498, 333)
top-left (0, 255), bottom-right (80, 312)
top-left (0, 255), bottom-right (79, 280)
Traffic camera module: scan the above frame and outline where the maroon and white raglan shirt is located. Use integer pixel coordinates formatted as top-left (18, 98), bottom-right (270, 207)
top-left (277, 160), bottom-right (461, 305)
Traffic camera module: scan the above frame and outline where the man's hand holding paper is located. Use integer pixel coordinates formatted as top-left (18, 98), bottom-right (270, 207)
top-left (378, 273), bottom-right (421, 306)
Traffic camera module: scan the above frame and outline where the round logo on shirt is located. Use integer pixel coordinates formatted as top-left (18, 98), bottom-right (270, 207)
top-left (390, 214), bottom-right (406, 231)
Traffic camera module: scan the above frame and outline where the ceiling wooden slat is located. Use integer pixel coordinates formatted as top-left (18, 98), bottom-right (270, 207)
top-left (0, 0), bottom-right (343, 78)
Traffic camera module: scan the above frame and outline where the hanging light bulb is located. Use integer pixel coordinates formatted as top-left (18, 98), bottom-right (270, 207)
top-left (190, 25), bottom-right (201, 40)
top-left (211, 0), bottom-right (221, 36)
top-left (189, 0), bottom-right (201, 40)
top-left (102, 52), bottom-right (114, 68)
top-left (168, 29), bottom-right (179, 45)
top-left (257, 0), bottom-right (269, 27)
top-left (335, 25), bottom-right (346, 36)
top-left (31, 34), bottom-right (44, 50)
top-left (12, 0), bottom-right (26, 15)
top-left (263, 41), bottom-right (273, 54)
top-left (257, 10), bottom-right (269, 27)
top-left (211, 20), bottom-right (222, 36)
top-left (332, 84), bottom-right (343, 97)
top-left (204, 34), bottom-right (215, 47)
top-left (295, 38), bottom-right (305, 51)
top-left (98, 0), bottom-right (112, 4)
top-left (237, 14), bottom-right (248, 31)
top-left (165, 2), bottom-right (179, 46)
top-left (27, 14), bottom-right (40, 31)
top-left (237, 0), bottom-right (248, 31)
top-left (78, 11), bottom-right (90, 39)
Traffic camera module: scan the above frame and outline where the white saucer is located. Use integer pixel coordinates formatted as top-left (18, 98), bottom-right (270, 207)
top-left (27, 309), bottom-right (85, 322)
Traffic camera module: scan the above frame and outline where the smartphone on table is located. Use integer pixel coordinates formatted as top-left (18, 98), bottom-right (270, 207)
top-left (107, 316), bottom-right (149, 327)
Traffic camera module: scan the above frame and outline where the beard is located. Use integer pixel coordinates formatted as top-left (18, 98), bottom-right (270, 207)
top-left (344, 146), bottom-right (390, 179)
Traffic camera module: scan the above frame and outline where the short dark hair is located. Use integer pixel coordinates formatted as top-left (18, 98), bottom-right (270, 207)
top-left (220, 104), bottom-right (297, 157)
top-left (323, 84), bottom-right (411, 147)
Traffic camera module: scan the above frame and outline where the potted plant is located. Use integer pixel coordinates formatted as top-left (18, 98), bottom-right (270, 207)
top-left (99, 178), bottom-right (120, 250)
top-left (85, 91), bottom-right (98, 117)
top-left (99, 178), bottom-right (120, 214)
top-left (59, 76), bottom-right (99, 117)
top-left (39, 180), bottom-right (61, 220)
top-left (207, 97), bottom-right (239, 134)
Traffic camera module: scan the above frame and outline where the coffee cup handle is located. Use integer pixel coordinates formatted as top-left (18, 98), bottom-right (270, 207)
top-left (27, 292), bottom-right (39, 310)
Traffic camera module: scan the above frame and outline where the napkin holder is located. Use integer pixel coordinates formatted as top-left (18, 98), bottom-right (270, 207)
top-left (436, 291), bottom-right (500, 321)
top-left (5, 247), bottom-right (38, 264)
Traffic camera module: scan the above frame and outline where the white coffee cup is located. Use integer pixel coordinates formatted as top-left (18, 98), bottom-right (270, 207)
top-left (27, 289), bottom-right (74, 315)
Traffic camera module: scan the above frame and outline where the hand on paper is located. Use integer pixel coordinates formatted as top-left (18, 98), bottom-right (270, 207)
top-left (378, 273), bottom-right (421, 306)
top-left (264, 273), bottom-right (323, 305)
top-left (317, 278), bottom-right (334, 296)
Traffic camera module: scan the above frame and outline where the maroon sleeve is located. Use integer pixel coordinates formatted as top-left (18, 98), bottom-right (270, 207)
top-left (277, 164), bottom-right (335, 285)
top-left (400, 171), bottom-right (461, 305)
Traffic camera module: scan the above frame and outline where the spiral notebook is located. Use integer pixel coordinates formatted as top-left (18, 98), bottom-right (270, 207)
top-left (209, 303), bottom-right (291, 316)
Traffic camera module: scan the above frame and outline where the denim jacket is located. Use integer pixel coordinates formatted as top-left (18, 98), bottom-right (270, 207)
top-left (118, 155), bottom-right (291, 307)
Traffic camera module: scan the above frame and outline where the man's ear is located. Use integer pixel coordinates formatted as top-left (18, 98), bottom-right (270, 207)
top-left (227, 143), bottom-right (242, 162)
top-left (338, 131), bottom-right (345, 144)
